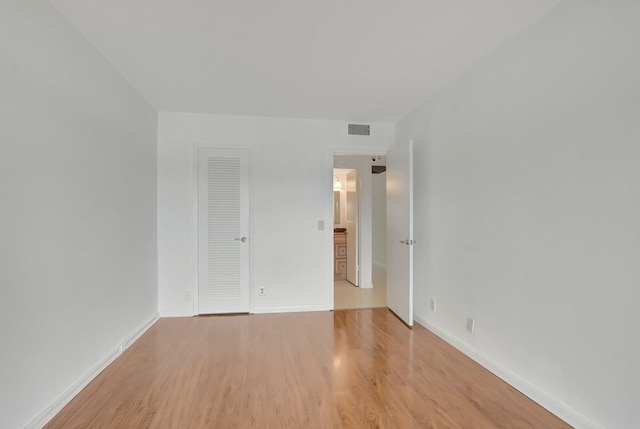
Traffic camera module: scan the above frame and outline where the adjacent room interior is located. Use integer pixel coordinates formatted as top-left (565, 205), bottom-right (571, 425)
top-left (333, 155), bottom-right (387, 310)
top-left (3, 1), bottom-right (640, 428)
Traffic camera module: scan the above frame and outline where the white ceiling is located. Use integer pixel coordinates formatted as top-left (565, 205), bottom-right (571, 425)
top-left (48, 0), bottom-right (563, 122)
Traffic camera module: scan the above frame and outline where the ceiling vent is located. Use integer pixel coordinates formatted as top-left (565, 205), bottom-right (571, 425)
top-left (348, 124), bottom-right (370, 136)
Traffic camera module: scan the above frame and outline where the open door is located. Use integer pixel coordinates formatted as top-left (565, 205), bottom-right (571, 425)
top-left (386, 139), bottom-right (413, 327)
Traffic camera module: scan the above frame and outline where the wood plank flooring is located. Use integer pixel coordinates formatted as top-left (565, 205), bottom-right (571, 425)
top-left (45, 309), bottom-right (570, 428)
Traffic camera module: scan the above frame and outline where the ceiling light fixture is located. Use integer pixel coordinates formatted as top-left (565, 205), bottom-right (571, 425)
top-left (334, 177), bottom-right (342, 191)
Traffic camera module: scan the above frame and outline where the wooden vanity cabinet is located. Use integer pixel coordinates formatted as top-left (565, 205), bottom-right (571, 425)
top-left (334, 230), bottom-right (347, 280)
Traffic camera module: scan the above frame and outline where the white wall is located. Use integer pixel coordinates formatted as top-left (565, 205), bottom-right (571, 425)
top-left (372, 171), bottom-right (387, 270)
top-left (0, 1), bottom-right (158, 428)
top-left (158, 113), bottom-right (393, 315)
top-left (398, 1), bottom-right (640, 428)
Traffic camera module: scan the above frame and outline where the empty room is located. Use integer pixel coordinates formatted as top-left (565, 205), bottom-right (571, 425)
top-left (2, 0), bottom-right (639, 428)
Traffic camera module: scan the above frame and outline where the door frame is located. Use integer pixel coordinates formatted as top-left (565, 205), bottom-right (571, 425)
top-left (192, 143), bottom-right (254, 316)
top-left (331, 150), bottom-right (387, 308)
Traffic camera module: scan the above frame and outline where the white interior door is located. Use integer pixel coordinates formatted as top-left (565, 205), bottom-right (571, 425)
top-left (346, 170), bottom-right (359, 286)
top-left (198, 148), bottom-right (250, 314)
top-left (386, 139), bottom-right (414, 327)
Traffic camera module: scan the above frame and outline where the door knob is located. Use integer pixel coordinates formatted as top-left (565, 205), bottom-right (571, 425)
top-left (235, 237), bottom-right (247, 243)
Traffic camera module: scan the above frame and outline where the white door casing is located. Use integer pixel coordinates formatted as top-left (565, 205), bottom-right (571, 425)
top-left (386, 139), bottom-right (414, 327)
top-left (198, 148), bottom-right (250, 314)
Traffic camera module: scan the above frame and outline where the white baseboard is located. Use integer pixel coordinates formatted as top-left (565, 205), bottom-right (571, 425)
top-left (159, 311), bottom-right (194, 318)
top-left (360, 282), bottom-right (373, 289)
top-left (253, 304), bottom-right (332, 314)
top-left (413, 315), bottom-right (603, 429)
top-left (25, 312), bottom-right (159, 429)
top-left (161, 306), bottom-right (334, 317)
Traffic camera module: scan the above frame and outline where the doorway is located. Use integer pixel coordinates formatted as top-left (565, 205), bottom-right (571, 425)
top-left (333, 154), bottom-right (386, 310)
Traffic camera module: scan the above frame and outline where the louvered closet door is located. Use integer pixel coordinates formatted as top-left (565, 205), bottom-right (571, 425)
top-left (198, 148), bottom-right (250, 314)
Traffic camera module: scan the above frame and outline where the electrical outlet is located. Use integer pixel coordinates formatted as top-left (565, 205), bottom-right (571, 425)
top-left (183, 290), bottom-right (192, 301)
top-left (466, 317), bottom-right (475, 334)
top-left (430, 298), bottom-right (437, 312)
top-left (318, 220), bottom-right (325, 231)
top-left (258, 286), bottom-right (266, 296)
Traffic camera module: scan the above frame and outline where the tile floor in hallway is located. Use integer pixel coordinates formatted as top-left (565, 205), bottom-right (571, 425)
top-left (334, 265), bottom-right (386, 310)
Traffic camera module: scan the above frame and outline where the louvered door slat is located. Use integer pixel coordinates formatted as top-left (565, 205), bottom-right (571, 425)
top-left (207, 157), bottom-right (240, 300)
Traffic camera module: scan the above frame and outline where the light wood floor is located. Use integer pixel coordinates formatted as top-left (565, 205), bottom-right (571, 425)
top-left (45, 309), bottom-right (570, 428)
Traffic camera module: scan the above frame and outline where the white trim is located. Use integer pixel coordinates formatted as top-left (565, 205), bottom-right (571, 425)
top-left (413, 315), bottom-right (604, 429)
top-left (360, 282), bottom-right (374, 289)
top-left (26, 313), bottom-right (159, 429)
top-left (253, 304), bottom-right (332, 314)
top-left (328, 160), bottom-right (335, 311)
top-left (191, 144), bottom-right (200, 316)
